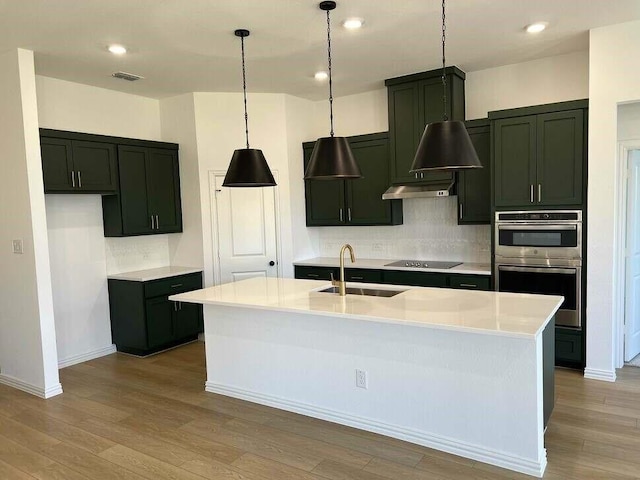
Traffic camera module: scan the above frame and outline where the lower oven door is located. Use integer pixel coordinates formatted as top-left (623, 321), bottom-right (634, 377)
top-left (496, 264), bottom-right (581, 328)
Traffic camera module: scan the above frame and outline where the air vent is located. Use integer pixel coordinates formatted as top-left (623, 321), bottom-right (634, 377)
top-left (112, 71), bottom-right (144, 82)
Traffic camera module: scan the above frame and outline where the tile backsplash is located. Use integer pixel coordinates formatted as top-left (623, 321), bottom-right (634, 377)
top-left (314, 197), bottom-right (491, 263)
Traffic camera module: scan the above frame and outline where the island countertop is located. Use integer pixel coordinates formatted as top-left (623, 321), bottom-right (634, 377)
top-left (171, 277), bottom-right (562, 339)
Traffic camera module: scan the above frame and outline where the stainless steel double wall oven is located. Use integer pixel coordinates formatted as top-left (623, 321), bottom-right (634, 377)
top-left (494, 211), bottom-right (582, 328)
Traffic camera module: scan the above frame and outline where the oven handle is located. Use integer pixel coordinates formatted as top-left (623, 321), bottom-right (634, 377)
top-left (498, 265), bottom-right (577, 275)
top-left (497, 224), bottom-right (577, 231)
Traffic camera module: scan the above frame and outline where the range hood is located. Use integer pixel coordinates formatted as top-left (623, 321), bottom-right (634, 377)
top-left (382, 181), bottom-right (454, 200)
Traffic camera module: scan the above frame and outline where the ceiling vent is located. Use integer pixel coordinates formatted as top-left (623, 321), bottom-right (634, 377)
top-left (112, 71), bottom-right (144, 82)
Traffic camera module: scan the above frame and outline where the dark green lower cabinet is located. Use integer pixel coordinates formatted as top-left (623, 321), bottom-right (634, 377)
top-left (382, 270), bottom-right (448, 288)
top-left (294, 266), bottom-right (339, 281)
top-left (555, 327), bottom-right (583, 368)
top-left (108, 272), bottom-right (203, 356)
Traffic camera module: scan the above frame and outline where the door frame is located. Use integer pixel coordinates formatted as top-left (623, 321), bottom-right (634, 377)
top-left (614, 141), bottom-right (640, 367)
top-left (208, 170), bottom-right (283, 286)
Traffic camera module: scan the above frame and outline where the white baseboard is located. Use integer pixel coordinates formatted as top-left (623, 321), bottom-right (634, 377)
top-left (584, 368), bottom-right (617, 382)
top-left (0, 374), bottom-right (63, 399)
top-left (205, 382), bottom-right (547, 478)
top-left (58, 344), bottom-right (117, 369)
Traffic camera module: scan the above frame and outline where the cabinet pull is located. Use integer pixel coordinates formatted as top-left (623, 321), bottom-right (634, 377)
top-left (174, 302), bottom-right (177, 312)
top-left (538, 184), bottom-right (542, 203)
top-left (459, 283), bottom-right (478, 288)
top-left (77, 170), bottom-right (82, 188)
top-left (347, 208), bottom-right (352, 222)
top-left (71, 171), bottom-right (76, 188)
top-left (171, 283), bottom-right (183, 288)
top-left (179, 302), bottom-right (182, 311)
top-left (155, 215), bottom-right (159, 229)
top-left (530, 184), bottom-right (534, 203)
top-left (351, 276), bottom-right (364, 280)
top-left (150, 215), bottom-right (155, 229)
top-left (339, 208), bottom-right (344, 222)
top-left (459, 204), bottom-right (463, 219)
top-left (307, 274), bottom-right (320, 278)
top-left (420, 172), bottom-right (424, 179)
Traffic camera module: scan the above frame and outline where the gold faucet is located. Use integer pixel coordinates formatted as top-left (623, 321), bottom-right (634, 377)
top-left (332, 244), bottom-right (356, 296)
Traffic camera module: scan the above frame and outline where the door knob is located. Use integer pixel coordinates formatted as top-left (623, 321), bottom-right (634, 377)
top-left (269, 261), bottom-right (276, 266)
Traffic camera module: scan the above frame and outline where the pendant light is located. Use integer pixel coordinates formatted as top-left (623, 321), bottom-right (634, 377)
top-left (410, 0), bottom-right (482, 172)
top-left (304, 1), bottom-right (362, 180)
top-left (223, 29), bottom-right (277, 187)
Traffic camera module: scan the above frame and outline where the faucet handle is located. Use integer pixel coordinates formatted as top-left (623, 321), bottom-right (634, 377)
top-left (330, 272), bottom-right (337, 286)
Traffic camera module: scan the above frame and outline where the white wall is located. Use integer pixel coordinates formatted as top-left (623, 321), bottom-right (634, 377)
top-left (0, 49), bottom-right (61, 397)
top-left (586, 20), bottom-right (640, 380)
top-left (160, 94), bottom-right (204, 269)
top-left (466, 51), bottom-right (590, 120)
top-left (36, 75), bottom-right (170, 367)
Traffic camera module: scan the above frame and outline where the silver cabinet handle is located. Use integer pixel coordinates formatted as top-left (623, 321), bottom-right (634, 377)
top-left (71, 171), bottom-right (76, 187)
top-left (307, 273), bottom-right (320, 278)
top-left (339, 208), bottom-right (344, 222)
top-left (171, 283), bottom-right (183, 288)
top-left (530, 184), bottom-right (534, 203)
top-left (459, 204), bottom-right (463, 219)
top-left (77, 170), bottom-right (82, 188)
top-left (347, 208), bottom-right (352, 222)
top-left (421, 172), bottom-right (424, 179)
top-left (459, 283), bottom-right (478, 288)
top-left (351, 276), bottom-right (364, 280)
top-left (155, 215), bottom-right (159, 229)
top-left (174, 302), bottom-right (177, 312)
top-left (538, 184), bottom-right (542, 203)
top-left (179, 302), bottom-right (182, 311)
top-left (150, 215), bottom-right (155, 230)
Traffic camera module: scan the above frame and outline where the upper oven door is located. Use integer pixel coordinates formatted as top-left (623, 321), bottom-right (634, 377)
top-left (495, 223), bottom-right (581, 260)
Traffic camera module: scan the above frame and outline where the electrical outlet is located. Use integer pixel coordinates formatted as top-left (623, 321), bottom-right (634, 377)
top-left (12, 239), bottom-right (23, 254)
top-left (356, 369), bottom-right (368, 389)
top-left (371, 243), bottom-right (384, 253)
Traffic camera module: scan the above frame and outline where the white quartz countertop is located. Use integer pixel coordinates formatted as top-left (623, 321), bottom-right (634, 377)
top-left (107, 266), bottom-right (203, 282)
top-left (293, 257), bottom-right (491, 276)
top-left (171, 277), bottom-right (562, 338)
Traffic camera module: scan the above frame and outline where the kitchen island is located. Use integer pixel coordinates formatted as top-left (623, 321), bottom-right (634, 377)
top-left (171, 277), bottom-right (562, 478)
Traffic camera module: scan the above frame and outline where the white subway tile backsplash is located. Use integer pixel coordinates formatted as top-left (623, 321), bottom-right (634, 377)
top-left (314, 197), bottom-right (490, 263)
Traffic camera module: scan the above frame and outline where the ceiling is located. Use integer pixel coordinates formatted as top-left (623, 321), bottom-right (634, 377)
top-left (2, 0), bottom-right (640, 100)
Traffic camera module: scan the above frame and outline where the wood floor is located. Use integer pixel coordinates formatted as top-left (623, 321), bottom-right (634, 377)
top-left (1, 342), bottom-right (640, 480)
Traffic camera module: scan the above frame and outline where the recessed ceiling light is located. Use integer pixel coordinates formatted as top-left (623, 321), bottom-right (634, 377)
top-left (108, 45), bottom-right (127, 55)
top-left (525, 22), bottom-right (547, 34)
top-left (315, 71), bottom-right (328, 81)
top-left (343, 18), bottom-right (364, 30)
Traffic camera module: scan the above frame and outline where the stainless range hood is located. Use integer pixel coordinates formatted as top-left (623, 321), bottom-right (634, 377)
top-left (382, 181), bottom-right (454, 200)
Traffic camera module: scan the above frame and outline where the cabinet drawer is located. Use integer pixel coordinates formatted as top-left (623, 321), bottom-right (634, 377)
top-left (345, 268), bottom-right (383, 284)
top-left (448, 274), bottom-right (491, 291)
top-left (555, 328), bottom-right (583, 365)
top-left (144, 273), bottom-right (202, 298)
top-left (382, 270), bottom-right (447, 288)
top-left (294, 266), bottom-right (339, 281)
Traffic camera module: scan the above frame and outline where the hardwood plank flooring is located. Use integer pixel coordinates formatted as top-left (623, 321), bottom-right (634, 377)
top-left (1, 341), bottom-right (639, 479)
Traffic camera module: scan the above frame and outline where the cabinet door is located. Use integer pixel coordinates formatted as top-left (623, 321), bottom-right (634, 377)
top-left (173, 302), bottom-right (201, 340)
top-left (303, 144), bottom-right (346, 226)
top-left (346, 136), bottom-right (401, 225)
top-left (145, 297), bottom-right (175, 349)
top-left (494, 116), bottom-right (537, 208)
top-left (118, 145), bottom-right (152, 235)
top-left (72, 140), bottom-right (117, 193)
top-left (536, 110), bottom-right (584, 206)
top-left (41, 137), bottom-right (74, 192)
top-left (388, 83), bottom-right (421, 184)
top-left (382, 270), bottom-right (447, 287)
top-left (146, 148), bottom-right (182, 233)
top-left (457, 124), bottom-right (491, 224)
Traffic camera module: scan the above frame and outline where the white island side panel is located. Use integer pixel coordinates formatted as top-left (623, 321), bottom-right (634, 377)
top-left (203, 305), bottom-right (546, 477)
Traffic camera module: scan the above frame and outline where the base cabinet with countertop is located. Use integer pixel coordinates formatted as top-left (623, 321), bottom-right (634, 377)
top-left (108, 268), bottom-right (203, 356)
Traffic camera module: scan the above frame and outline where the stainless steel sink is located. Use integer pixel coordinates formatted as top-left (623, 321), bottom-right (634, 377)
top-left (318, 286), bottom-right (406, 298)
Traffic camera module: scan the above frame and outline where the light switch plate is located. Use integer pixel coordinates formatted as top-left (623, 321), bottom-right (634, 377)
top-left (12, 239), bottom-right (23, 254)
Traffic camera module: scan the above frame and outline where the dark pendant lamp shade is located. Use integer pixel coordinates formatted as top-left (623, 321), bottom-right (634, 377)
top-left (222, 148), bottom-right (277, 187)
top-left (304, 136), bottom-right (362, 179)
top-left (410, 120), bottom-right (483, 172)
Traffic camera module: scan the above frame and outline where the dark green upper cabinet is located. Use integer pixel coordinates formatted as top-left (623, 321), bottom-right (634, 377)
top-left (457, 119), bottom-right (491, 224)
top-left (103, 145), bottom-right (182, 236)
top-left (304, 133), bottom-right (402, 227)
top-left (385, 67), bottom-right (466, 186)
top-left (491, 100), bottom-right (587, 209)
top-left (41, 136), bottom-right (117, 194)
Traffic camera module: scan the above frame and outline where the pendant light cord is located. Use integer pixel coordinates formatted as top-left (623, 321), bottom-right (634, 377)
top-left (441, 0), bottom-right (448, 122)
top-left (326, 9), bottom-right (335, 137)
top-left (241, 35), bottom-right (250, 149)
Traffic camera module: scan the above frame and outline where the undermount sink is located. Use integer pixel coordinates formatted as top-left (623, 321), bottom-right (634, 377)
top-left (318, 286), bottom-right (406, 298)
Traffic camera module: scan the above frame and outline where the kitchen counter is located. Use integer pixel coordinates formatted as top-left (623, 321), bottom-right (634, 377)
top-left (171, 277), bottom-right (558, 477)
top-left (107, 266), bottom-right (203, 282)
top-left (293, 257), bottom-right (491, 276)
top-left (172, 277), bottom-right (560, 338)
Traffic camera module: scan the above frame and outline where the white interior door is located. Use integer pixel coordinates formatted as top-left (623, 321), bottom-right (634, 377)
top-left (625, 150), bottom-right (640, 361)
top-left (213, 174), bottom-right (279, 284)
